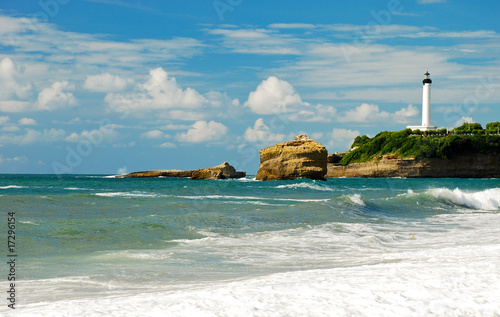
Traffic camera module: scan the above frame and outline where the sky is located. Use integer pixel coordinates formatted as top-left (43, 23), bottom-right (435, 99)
top-left (0, 0), bottom-right (499, 174)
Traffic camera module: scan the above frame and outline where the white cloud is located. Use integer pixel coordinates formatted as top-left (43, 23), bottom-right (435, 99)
top-left (0, 128), bottom-right (66, 145)
top-left (338, 103), bottom-right (389, 123)
top-left (176, 120), bottom-right (228, 143)
top-left (0, 101), bottom-right (30, 113)
top-left (327, 128), bottom-right (360, 151)
top-left (0, 116), bottom-right (9, 125)
top-left (37, 81), bottom-right (77, 110)
top-left (141, 130), bottom-right (165, 139)
top-left (18, 118), bottom-right (37, 125)
top-left (105, 67), bottom-right (206, 115)
top-left (161, 124), bottom-right (190, 130)
top-left (65, 126), bottom-right (119, 144)
top-left (0, 58), bottom-right (32, 100)
top-left (454, 116), bottom-right (474, 127)
top-left (288, 104), bottom-right (337, 122)
top-left (243, 118), bottom-right (286, 143)
top-left (244, 76), bottom-right (303, 115)
top-left (207, 28), bottom-right (300, 55)
top-left (245, 76), bottom-right (339, 122)
top-left (268, 23), bottom-right (316, 29)
top-left (159, 142), bottom-right (176, 148)
top-left (337, 103), bottom-right (418, 124)
top-left (84, 73), bottom-right (133, 92)
top-left (0, 155), bottom-right (28, 164)
top-left (393, 104), bottom-right (420, 123)
top-left (1, 126), bottom-right (20, 132)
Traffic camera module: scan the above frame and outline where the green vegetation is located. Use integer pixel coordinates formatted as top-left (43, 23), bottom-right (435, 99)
top-left (340, 122), bottom-right (500, 166)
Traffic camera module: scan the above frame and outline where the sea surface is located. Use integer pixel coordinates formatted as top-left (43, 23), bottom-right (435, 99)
top-left (0, 174), bottom-right (499, 316)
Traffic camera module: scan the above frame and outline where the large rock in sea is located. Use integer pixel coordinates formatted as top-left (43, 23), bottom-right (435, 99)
top-left (256, 135), bottom-right (328, 181)
top-left (117, 162), bottom-right (246, 180)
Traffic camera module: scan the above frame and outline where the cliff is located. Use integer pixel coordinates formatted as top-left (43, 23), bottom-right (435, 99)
top-left (327, 154), bottom-right (500, 178)
top-left (117, 162), bottom-right (246, 180)
top-left (256, 135), bottom-right (328, 181)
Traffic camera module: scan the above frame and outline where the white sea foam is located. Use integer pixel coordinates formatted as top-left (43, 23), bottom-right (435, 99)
top-left (0, 185), bottom-right (26, 189)
top-left (20, 221), bottom-right (38, 225)
top-left (11, 211), bottom-right (500, 316)
top-left (94, 192), bottom-right (158, 198)
top-left (276, 183), bottom-right (335, 192)
top-left (180, 194), bottom-right (329, 203)
top-left (347, 193), bottom-right (365, 206)
top-left (15, 244), bottom-right (500, 316)
top-left (429, 187), bottom-right (500, 211)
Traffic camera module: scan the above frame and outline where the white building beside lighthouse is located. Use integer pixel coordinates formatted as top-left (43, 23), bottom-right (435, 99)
top-left (407, 71), bottom-right (437, 131)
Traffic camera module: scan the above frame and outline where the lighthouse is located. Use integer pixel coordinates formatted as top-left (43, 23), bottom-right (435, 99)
top-left (407, 71), bottom-right (437, 131)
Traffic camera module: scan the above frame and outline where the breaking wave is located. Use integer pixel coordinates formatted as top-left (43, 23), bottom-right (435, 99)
top-left (429, 188), bottom-right (500, 211)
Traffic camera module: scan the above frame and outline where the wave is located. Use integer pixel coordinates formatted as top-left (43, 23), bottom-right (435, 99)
top-left (0, 185), bottom-right (26, 189)
top-left (346, 194), bottom-right (366, 206)
top-left (276, 182), bottom-right (334, 192)
top-left (94, 192), bottom-right (159, 198)
top-left (181, 194), bottom-right (329, 203)
top-left (429, 188), bottom-right (500, 211)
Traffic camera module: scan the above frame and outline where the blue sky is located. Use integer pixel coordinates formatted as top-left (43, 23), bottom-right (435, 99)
top-left (0, 0), bottom-right (499, 174)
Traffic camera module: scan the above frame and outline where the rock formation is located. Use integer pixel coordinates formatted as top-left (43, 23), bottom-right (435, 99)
top-left (326, 154), bottom-right (500, 178)
top-left (256, 135), bottom-right (328, 181)
top-left (117, 162), bottom-right (246, 180)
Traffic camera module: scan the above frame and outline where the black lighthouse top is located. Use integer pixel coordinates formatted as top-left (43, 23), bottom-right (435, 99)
top-left (423, 71), bottom-right (432, 85)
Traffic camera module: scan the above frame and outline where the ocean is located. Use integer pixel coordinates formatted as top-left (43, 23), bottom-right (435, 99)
top-left (1, 174), bottom-right (499, 316)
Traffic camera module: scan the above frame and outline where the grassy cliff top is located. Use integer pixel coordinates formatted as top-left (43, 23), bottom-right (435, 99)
top-left (339, 122), bottom-right (500, 166)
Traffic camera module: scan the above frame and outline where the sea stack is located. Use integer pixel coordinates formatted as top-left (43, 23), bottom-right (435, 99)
top-left (256, 135), bottom-right (328, 181)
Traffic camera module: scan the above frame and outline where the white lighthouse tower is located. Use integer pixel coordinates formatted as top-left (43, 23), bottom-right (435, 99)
top-left (408, 71), bottom-right (437, 131)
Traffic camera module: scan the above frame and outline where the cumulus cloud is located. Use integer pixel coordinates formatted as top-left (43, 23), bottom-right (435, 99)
top-left (0, 116), bottom-right (9, 125)
top-left (243, 118), bottom-right (286, 143)
top-left (454, 116), bottom-right (474, 127)
top-left (244, 76), bottom-right (337, 122)
top-left (0, 58), bottom-right (32, 100)
top-left (245, 76), bottom-right (303, 115)
top-left (18, 118), bottom-right (37, 125)
top-left (105, 67), bottom-right (206, 115)
top-left (338, 103), bottom-right (389, 123)
top-left (338, 103), bottom-right (418, 124)
top-left (84, 73), bottom-right (133, 92)
top-left (37, 81), bottom-right (77, 110)
top-left (327, 128), bottom-right (360, 151)
top-left (393, 104), bottom-right (419, 123)
top-left (176, 120), bottom-right (228, 143)
top-left (0, 128), bottom-right (66, 145)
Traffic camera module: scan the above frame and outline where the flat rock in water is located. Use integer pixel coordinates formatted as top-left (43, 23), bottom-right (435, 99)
top-left (117, 162), bottom-right (246, 180)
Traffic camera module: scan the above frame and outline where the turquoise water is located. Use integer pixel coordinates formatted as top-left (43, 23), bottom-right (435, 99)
top-left (1, 175), bottom-right (499, 316)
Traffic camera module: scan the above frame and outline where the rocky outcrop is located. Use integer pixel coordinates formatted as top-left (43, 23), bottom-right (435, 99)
top-left (117, 162), bottom-right (246, 180)
top-left (190, 162), bottom-right (246, 180)
top-left (256, 135), bottom-right (328, 181)
top-left (326, 154), bottom-right (500, 178)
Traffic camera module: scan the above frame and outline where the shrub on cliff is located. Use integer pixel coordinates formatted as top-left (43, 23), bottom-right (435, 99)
top-left (340, 123), bottom-right (500, 165)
